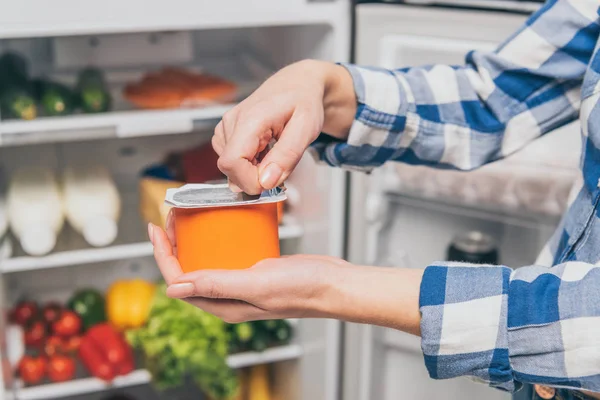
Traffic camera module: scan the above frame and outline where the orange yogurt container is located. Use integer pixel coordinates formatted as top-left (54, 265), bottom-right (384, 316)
top-left (165, 183), bottom-right (286, 272)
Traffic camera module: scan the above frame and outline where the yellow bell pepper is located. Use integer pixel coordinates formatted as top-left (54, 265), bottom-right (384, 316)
top-left (106, 279), bottom-right (155, 330)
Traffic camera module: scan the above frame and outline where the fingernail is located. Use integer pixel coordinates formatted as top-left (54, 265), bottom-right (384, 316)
top-left (167, 282), bottom-right (195, 299)
top-left (148, 223), bottom-right (154, 243)
top-left (260, 163), bottom-right (283, 189)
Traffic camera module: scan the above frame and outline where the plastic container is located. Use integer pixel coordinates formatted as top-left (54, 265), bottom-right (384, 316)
top-left (165, 183), bottom-right (286, 272)
top-left (62, 165), bottom-right (121, 247)
top-left (7, 167), bottom-right (65, 256)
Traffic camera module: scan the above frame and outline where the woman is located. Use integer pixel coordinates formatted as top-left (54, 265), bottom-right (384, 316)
top-left (150, 0), bottom-right (600, 398)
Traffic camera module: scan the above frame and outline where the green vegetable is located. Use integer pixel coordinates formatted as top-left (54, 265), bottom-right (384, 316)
top-left (0, 52), bottom-right (29, 87)
top-left (127, 284), bottom-right (238, 400)
top-left (76, 68), bottom-right (111, 113)
top-left (34, 79), bottom-right (76, 116)
top-left (0, 86), bottom-right (36, 120)
top-left (0, 52), bottom-right (36, 120)
top-left (227, 319), bottom-right (293, 353)
top-left (67, 289), bottom-right (106, 330)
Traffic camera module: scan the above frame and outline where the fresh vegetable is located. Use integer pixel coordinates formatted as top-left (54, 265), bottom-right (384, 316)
top-left (67, 289), bottom-right (106, 330)
top-left (44, 334), bottom-right (81, 357)
top-left (12, 301), bottom-right (38, 325)
top-left (24, 319), bottom-right (47, 347)
top-left (0, 86), bottom-right (36, 120)
top-left (79, 323), bottom-right (134, 381)
top-left (0, 52), bottom-right (37, 120)
top-left (0, 52), bottom-right (29, 85)
top-left (42, 303), bottom-right (63, 325)
top-left (47, 354), bottom-right (76, 382)
top-left (44, 335), bottom-right (64, 357)
top-left (127, 284), bottom-right (238, 399)
top-left (33, 79), bottom-right (76, 116)
top-left (106, 279), bottom-right (155, 330)
top-left (227, 320), bottom-right (293, 353)
top-left (64, 335), bottom-right (82, 353)
top-left (248, 365), bottom-right (271, 400)
top-left (18, 354), bottom-right (46, 384)
top-left (76, 68), bottom-right (111, 113)
top-left (52, 310), bottom-right (82, 337)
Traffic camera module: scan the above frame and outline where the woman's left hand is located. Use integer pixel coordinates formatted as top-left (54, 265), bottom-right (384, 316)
top-left (148, 215), bottom-right (351, 323)
top-left (149, 213), bottom-right (423, 334)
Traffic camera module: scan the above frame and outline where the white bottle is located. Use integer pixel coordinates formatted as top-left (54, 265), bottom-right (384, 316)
top-left (62, 165), bottom-right (121, 247)
top-left (7, 167), bottom-right (65, 256)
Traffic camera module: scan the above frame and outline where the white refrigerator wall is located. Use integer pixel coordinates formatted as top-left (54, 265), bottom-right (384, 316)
top-left (342, 4), bottom-right (576, 400)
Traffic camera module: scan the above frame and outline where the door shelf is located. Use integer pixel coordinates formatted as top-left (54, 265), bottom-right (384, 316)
top-left (1, 220), bottom-right (303, 273)
top-left (6, 344), bottom-right (303, 400)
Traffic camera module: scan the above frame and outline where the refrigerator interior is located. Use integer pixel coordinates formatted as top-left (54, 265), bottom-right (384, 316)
top-left (0, 20), bottom-right (350, 400)
top-left (343, 3), bottom-right (581, 400)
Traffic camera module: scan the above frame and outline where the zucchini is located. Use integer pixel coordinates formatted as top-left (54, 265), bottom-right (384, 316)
top-left (34, 79), bottom-right (76, 116)
top-left (0, 86), bottom-right (36, 120)
top-left (76, 68), bottom-right (111, 113)
top-left (0, 52), bottom-right (29, 88)
top-left (0, 52), bottom-right (36, 120)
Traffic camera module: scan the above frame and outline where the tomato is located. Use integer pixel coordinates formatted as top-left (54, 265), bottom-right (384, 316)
top-left (18, 355), bottom-right (46, 384)
top-left (52, 311), bottom-right (82, 337)
top-left (64, 335), bottom-right (82, 353)
top-left (42, 303), bottom-right (63, 325)
top-left (47, 355), bottom-right (75, 382)
top-left (24, 320), bottom-right (47, 347)
top-left (44, 335), bottom-right (64, 357)
top-left (13, 301), bottom-right (38, 326)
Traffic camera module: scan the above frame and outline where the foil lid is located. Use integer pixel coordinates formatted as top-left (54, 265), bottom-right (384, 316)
top-left (165, 183), bottom-right (286, 208)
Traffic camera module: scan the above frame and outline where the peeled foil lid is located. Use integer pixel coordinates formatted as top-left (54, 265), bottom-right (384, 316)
top-left (165, 183), bottom-right (287, 208)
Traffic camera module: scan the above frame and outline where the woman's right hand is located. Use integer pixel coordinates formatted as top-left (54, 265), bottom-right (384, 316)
top-left (213, 59), bottom-right (356, 194)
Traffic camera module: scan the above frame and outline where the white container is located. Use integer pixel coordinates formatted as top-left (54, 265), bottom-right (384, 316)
top-left (62, 165), bottom-right (121, 247)
top-left (7, 167), bottom-right (65, 256)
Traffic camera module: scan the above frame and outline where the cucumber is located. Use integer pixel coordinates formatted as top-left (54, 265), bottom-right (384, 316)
top-left (0, 86), bottom-right (37, 120)
top-left (76, 68), bottom-right (111, 113)
top-left (0, 52), bottom-right (29, 88)
top-left (34, 79), bottom-right (76, 116)
top-left (0, 52), bottom-right (37, 120)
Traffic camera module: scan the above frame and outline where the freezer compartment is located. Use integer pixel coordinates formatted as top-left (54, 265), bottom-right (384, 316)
top-left (0, 24), bottom-right (336, 146)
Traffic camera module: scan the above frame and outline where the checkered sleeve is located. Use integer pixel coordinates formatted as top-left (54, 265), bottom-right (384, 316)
top-left (420, 261), bottom-right (600, 393)
top-left (310, 0), bottom-right (599, 172)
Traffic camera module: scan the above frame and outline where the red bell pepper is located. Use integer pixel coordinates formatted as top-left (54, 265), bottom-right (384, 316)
top-left (78, 323), bottom-right (134, 381)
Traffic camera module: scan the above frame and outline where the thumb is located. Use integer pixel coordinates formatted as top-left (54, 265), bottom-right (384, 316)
top-left (259, 111), bottom-right (319, 189)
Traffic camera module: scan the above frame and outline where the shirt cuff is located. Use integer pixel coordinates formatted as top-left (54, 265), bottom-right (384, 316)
top-left (419, 262), bottom-right (517, 392)
top-left (309, 63), bottom-right (409, 172)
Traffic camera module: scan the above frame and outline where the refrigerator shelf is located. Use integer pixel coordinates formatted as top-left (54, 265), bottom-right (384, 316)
top-left (1, 220), bottom-right (304, 274)
top-left (0, 105), bottom-right (234, 147)
top-left (5, 344), bottom-right (303, 400)
top-left (0, 51), bottom-right (272, 147)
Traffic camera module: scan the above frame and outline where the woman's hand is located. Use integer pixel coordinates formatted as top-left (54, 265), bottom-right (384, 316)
top-left (213, 59), bottom-right (356, 194)
top-left (149, 215), bottom-right (423, 335)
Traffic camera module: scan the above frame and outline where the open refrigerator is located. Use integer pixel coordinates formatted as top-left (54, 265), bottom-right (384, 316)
top-left (0, 1), bottom-right (578, 400)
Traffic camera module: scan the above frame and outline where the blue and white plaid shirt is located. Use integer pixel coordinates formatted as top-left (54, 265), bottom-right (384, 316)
top-left (311, 0), bottom-right (600, 394)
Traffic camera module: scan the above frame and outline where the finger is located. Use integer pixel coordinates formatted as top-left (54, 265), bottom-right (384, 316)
top-left (165, 209), bottom-right (176, 246)
top-left (212, 122), bottom-right (225, 155)
top-left (167, 269), bottom-right (260, 302)
top-left (183, 298), bottom-right (267, 323)
top-left (218, 116), bottom-right (274, 195)
top-left (151, 224), bottom-right (183, 285)
top-left (228, 179), bottom-right (242, 193)
top-left (259, 110), bottom-right (317, 189)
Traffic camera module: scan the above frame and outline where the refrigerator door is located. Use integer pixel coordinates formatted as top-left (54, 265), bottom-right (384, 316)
top-left (342, 4), bottom-right (560, 400)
